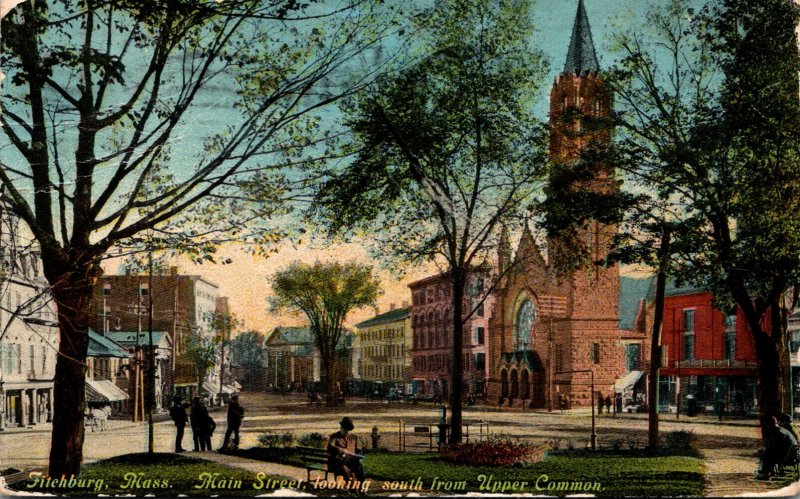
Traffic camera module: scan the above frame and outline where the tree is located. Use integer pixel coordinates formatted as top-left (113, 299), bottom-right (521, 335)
top-left (186, 331), bottom-right (217, 394)
top-left (314, 0), bottom-right (548, 443)
top-left (602, 0), bottom-right (800, 416)
top-left (0, 0), bottom-right (388, 476)
top-left (269, 261), bottom-right (380, 404)
top-left (229, 330), bottom-right (265, 389)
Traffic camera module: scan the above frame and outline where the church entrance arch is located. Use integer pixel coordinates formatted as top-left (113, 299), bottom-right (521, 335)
top-left (510, 370), bottom-right (519, 399)
top-left (500, 369), bottom-right (508, 398)
top-left (521, 370), bottom-right (530, 399)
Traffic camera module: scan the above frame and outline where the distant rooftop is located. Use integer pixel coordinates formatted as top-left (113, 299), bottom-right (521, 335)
top-left (355, 307), bottom-right (410, 329)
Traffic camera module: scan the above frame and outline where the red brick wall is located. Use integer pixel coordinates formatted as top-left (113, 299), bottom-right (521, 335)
top-left (661, 291), bottom-right (759, 366)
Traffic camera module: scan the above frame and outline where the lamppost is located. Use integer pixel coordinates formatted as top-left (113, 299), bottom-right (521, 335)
top-left (556, 369), bottom-right (596, 450)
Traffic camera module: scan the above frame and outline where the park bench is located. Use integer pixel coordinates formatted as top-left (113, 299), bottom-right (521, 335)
top-left (296, 446), bottom-right (332, 482)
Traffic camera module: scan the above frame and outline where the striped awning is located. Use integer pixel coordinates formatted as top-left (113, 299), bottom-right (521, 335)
top-left (86, 379), bottom-right (128, 402)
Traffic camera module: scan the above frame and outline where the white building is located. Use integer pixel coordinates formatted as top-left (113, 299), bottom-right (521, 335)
top-left (0, 205), bottom-right (59, 428)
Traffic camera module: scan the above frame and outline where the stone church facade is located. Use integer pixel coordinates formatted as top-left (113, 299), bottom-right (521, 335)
top-left (487, 0), bottom-right (650, 409)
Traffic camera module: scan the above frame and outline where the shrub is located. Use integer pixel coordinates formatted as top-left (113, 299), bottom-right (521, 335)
top-left (258, 431), bottom-right (295, 449)
top-left (662, 430), bottom-right (694, 453)
top-left (440, 435), bottom-right (546, 466)
top-left (298, 432), bottom-right (327, 448)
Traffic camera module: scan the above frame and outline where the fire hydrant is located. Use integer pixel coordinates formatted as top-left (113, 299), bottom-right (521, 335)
top-left (371, 426), bottom-right (381, 449)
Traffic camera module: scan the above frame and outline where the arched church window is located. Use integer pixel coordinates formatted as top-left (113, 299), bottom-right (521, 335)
top-left (514, 298), bottom-right (536, 351)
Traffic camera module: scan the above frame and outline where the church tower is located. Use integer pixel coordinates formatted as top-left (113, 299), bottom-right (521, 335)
top-left (548, 0), bottom-right (619, 321)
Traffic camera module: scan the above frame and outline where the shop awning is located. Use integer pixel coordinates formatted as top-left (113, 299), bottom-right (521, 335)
top-left (202, 380), bottom-right (237, 395)
top-left (86, 379), bottom-right (128, 402)
top-left (613, 370), bottom-right (644, 391)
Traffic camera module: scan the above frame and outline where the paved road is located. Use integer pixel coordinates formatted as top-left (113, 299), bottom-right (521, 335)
top-left (0, 392), bottom-right (776, 496)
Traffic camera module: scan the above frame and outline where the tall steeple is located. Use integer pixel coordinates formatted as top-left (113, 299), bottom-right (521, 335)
top-left (563, 0), bottom-right (599, 75)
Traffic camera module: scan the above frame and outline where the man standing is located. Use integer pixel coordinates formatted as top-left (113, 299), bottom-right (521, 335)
top-left (220, 394), bottom-right (245, 451)
top-left (190, 397), bottom-right (211, 451)
top-left (169, 396), bottom-right (188, 452)
top-left (327, 417), bottom-right (365, 482)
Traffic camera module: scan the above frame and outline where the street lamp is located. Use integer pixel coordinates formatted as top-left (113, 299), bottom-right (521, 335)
top-left (556, 369), bottom-right (596, 450)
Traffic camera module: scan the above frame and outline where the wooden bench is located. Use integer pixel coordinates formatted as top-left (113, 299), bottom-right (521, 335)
top-left (297, 446), bottom-right (332, 482)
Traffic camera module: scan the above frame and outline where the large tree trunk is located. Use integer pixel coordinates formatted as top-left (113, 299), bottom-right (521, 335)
top-left (320, 350), bottom-right (337, 406)
top-left (47, 265), bottom-right (96, 478)
top-left (448, 267), bottom-right (466, 444)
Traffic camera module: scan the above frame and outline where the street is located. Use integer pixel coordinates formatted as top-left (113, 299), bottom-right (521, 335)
top-left (0, 391), bottom-right (771, 496)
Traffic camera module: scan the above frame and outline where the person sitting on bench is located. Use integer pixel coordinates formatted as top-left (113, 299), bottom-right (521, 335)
top-left (758, 414), bottom-right (798, 480)
top-left (327, 417), bottom-right (365, 482)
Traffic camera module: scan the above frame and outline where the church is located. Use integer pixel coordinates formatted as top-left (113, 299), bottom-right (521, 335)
top-left (486, 0), bottom-right (650, 409)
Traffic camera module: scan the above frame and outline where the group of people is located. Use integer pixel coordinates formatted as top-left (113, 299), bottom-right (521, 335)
top-left (758, 413), bottom-right (800, 480)
top-left (597, 393), bottom-right (623, 414)
top-left (169, 394), bottom-right (245, 453)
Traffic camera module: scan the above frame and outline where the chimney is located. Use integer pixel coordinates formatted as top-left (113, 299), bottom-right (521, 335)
top-left (170, 266), bottom-right (178, 275)
top-left (402, 300), bottom-right (409, 309)
top-left (373, 306), bottom-right (380, 316)
top-left (389, 303), bottom-right (396, 311)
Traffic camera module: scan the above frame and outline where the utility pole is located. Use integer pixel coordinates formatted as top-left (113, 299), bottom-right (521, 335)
top-left (147, 249), bottom-right (155, 454)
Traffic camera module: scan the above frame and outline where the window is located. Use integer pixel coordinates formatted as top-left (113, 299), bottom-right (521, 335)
top-left (475, 353), bottom-right (486, 371)
top-left (725, 331), bottom-right (736, 360)
top-left (626, 343), bottom-right (641, 371)
top-left (591, 343), bottom-right (600, 364)
top-left (683, 309), bottom-right (695, 333)
top-left (683, 309), bottom-right (695, 361)
top-left (476, 302), bottom-right (484, 317)
top-left (16, 344), bottom-right (22, 373)
top-left (514, 299), bottom-right (536, 350)
top-left (103, 282), bottom-right (111, 296)
top-left (475, 327), bottom-right (485, 346)
top-left (139, 283), bottom-right (149, 296)
top-left (29, 345), bottom-right (34, 374)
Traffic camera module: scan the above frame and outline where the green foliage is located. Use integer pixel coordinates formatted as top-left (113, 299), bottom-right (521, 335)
top-left (257, 431), bottom-right (295, 449)
top-left (270, 260), bottom-right (379, 400)
top-left (313, 0), bottom-right (549, 441)
top-left (185, 332), bottom-right (217, 389)
top-left (229, 331), bottom-right (265, 369)
top-left (361, 451), bottom-right (704, 497)
top-left (298, 432), bottom-right (327, 448)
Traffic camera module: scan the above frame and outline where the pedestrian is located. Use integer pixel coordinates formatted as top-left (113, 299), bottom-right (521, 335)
top-left (616, 393), bottom-right (623, 414)
top-left (757, 414), bottom-right (798, 479)
top-left (327, 417), bottom-right (365, 483)
top-left (597, 393), bottom-right (605, 414)
top-left (190, 397), bottom-right (211, 451)
top-left (169, 396), bottom-right (188, 452)
top-left (220, 394), bottom-right (245, 451)
top-left (604, 394), bottom-right (612, 415)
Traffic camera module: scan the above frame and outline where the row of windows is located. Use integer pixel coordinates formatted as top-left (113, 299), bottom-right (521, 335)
top-left (680, 309), bottom-right (738, 361)
top-left (412, 353), bottom-right (486, 373)
top-left (411, 304), bottom-right (485, 326)
top-left (363, 326), bottom-right (404, 342)
top-left (413, 326), bottom-right (485, 349)
top-left (363, 344), bottom-right (405, 358)
top-left (0, 343), bottom-right (48, 375)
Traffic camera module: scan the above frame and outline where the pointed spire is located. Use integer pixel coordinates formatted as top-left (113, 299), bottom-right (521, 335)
top-left (563, 0), bottom-right (599, 76)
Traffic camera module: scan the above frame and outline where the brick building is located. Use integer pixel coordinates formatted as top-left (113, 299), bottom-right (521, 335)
top-left (409, 272), bottom-right (493, 399)
top-left (89, 270), bottom-right (221, 401)
top-left (654, 281), bottom-right (760, 416)
top-left (486, 0), bottom-right (649, 409)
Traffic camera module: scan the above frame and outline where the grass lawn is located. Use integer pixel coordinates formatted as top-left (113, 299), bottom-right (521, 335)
top-left (234, 446), bottom-right (705, 496)
top-left (362, 449), bottom-right (705, 497)
top-left (9, 453), bottom-right (297, 497)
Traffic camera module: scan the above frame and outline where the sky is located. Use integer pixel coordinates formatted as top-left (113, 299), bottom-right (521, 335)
top-left (104, 0), bottom-right (652, 335)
